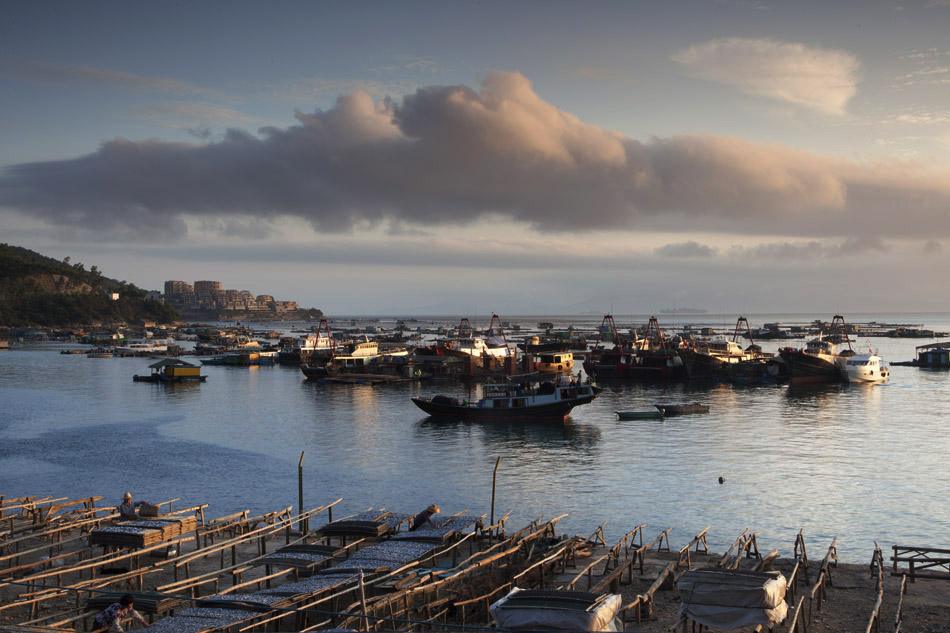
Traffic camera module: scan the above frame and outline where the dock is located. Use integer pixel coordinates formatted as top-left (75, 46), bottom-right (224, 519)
top-left (1, 494), bottom-right (949, 632)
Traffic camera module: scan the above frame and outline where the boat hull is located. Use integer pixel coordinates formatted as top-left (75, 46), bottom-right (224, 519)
top-left (411, 394), bottom-right (594, 421)
top-left (779, 349), bottom-right (843, 384)
top-left (616, 411), bottom-right (664, 420)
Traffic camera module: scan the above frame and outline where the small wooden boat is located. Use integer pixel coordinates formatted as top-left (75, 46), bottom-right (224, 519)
top-left (616, 410), bottom-right (664, 420)
top-left (654, 402), bottom-right (709, 417)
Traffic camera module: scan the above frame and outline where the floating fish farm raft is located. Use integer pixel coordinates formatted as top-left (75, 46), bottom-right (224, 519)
top-left (1, 494), bottom-right (948, 632)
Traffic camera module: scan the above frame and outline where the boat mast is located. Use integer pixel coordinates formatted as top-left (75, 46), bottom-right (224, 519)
top-left (646, 315), bottom-right (668, 352)
top-left (734, 316), bottom-right (753, 345)
top-left (486, 313), bottom-right (511, 356)
top-left (601, 314), bottom-right (620, 346)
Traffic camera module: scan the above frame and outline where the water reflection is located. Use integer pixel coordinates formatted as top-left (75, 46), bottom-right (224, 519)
top-left (416, 417), bottom-right (601, 452)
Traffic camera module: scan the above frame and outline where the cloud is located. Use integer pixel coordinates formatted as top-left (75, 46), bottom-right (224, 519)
top-left (729, 237), bottom-right (888, 260)
top-left (672, 38), bottom-right (860, 114)
top-left (3, 71), bottom-right (950, 240)
top-left (654, 241), bottom-right (717, 258)
top-left (0, 59), bottom-right (219, 96)
top-left (132, 102), bottom-right (270, 132)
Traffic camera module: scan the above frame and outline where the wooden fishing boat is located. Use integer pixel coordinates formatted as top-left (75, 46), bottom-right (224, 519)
top-left (412, 377), bottom-right (599, 422)
top-left (616, 410), bottom-right (664, 420)
top-left (654, 402), bottom-right (709, 416)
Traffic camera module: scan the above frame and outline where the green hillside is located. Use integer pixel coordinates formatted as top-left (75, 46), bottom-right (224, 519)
top-left (0, 243), bottom-right (179, 326)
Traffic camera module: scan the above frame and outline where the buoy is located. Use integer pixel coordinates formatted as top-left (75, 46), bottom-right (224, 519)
top-left (718, 476), bottom-right (725, 485)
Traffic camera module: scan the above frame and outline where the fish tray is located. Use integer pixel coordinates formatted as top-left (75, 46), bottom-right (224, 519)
top-left (394, 515), bottom-right (481, 542)
top-left (196, 593), bottom-right (285, 612)
top-left (141, 608), bottom-right (255, 633)
top-left (317, 510), bottom-right (404, 537)
top-left (115, 517), bottom-right (197, 540)
top-left (259, 573), bottom-right (357, 598)
top-left (259, 546), bottom-right (335, 569)
top-left (90, 526), bottom-right (165, 548)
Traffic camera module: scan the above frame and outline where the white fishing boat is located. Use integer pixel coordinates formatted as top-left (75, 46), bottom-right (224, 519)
top-left (440, 314), bottom-right (514, 359)
top-left (838, 350), bottom-right (889, 383)
top-left (115, 339), bottom-right (170, 355)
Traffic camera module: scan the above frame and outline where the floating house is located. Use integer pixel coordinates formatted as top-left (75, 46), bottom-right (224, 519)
top-left (133, 358), bottom-right (207, 383)
top-left (915, 342), bottom-right (950, 368)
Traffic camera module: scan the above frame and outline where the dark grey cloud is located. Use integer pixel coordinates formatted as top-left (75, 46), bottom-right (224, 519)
top-left (655, 241), bottom-right (717, 258)
top-left (3, 72), bottom-right (950, 239)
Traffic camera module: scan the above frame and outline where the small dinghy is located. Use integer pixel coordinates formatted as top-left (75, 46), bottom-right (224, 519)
top-left (616, 410), bottom-right (664, 420)
top-left (654, 402), bottom-right (709, 417)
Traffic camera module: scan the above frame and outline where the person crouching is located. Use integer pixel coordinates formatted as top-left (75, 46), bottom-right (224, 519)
top-left (94, 594), bottom-right (148, 633)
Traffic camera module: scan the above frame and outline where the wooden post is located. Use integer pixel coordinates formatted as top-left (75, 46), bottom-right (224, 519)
top-left (490, 456), bottom-right (501, 528)
top-left (298, 451), bottom-right (306, 535)
top-left (359, 570), bottom-right (369, 632)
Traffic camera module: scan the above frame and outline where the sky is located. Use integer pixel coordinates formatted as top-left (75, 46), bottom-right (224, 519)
top-left (2, 0), bottom-right (950, 315)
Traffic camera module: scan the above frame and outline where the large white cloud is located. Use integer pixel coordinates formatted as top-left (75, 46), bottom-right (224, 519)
top-left (672, 38), bottom-right (860, 114)
top-left (3, 71), bottom-right (950, 240)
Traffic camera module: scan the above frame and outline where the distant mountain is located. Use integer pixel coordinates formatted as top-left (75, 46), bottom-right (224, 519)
top-left (0, 243), bottom-right (179, 327)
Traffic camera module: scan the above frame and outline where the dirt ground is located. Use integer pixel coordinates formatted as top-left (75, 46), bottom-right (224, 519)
top-left (598, 550), bottom-right (950, 633)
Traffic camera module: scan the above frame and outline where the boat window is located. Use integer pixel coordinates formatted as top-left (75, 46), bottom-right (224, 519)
top-left (493, 399), bottom-right (509, 408)
top-left (512, 399), bottom-right (525, 408)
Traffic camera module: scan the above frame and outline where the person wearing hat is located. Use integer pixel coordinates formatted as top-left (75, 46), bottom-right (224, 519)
top-left (94, 594), bottom-right (148, 633)
top-left (117, 492), bottom-right (146, 520)
top-left (409, 503), bottom-right (441, 531)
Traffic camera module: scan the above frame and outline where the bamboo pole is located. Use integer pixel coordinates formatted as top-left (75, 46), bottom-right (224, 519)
top-left (490, 457), bottom-right (501, 528)
top-left (298, 451), bottom-right (306, 535)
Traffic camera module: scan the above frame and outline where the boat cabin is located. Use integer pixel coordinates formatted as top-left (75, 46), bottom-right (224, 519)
top-left (535, 351), bottom-right (574, 373)
top-left (478, 379), bottom-right (594, 409)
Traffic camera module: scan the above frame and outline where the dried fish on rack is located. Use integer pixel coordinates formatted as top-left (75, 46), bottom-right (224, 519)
top-left (393, 515), bottom-right (482, 542)
top-left (196, 592), bottom-right (287, 611)
top-left (330, 540), bottom-right (438, 571)
top-left (257, 573), bottom-right (358, 597)
top-left (315, 510), bottom-right (410, 537)
top-left (140, 608), bottom-right (254, 633)
top-left (258, 543), bottom-right (337, 569)
top-left (116, 517), bottom-right (198, 539)
top-left (89, 525), bottom-right (165, 548)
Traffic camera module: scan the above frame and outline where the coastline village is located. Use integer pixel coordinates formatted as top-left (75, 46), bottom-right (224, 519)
top-left (6, 306), bottom-right (950, 630)
top-left (161, 280), bottom-right (301, 320)
top-left (5, 267), bottom-right (950, 630)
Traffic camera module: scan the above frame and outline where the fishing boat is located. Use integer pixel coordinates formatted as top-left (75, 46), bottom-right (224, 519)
top-left (584, 315), bottom-right (687, 381)
top-left (277, 319), bottom-right (336, 365)
top-left (300, 337), bottom-right (410, 380)
top-left (201, 351), bottom-right (275, 366)
top-left (438, 315), bottom-right (514, 359)
top-left (616, 410), bottom-right (664, 421)
top-left (133, 359), bottom-right (207, 383)
top-left (779, 315), bottom-right (852, 384)
top-left (683, 317), bottom-right (760, 379)
top-left (654, 402), bottom-right (709, 416)
top-left (412, 376), bottom-right (599, 421)
top-left (114, 339), bottom-right (171, 356)
top-left (837, 350), bottom-right (889, 383)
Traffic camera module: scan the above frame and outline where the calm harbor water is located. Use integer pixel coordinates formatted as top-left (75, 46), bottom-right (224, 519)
top-left (2, 313), bottom-right (950, 562)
